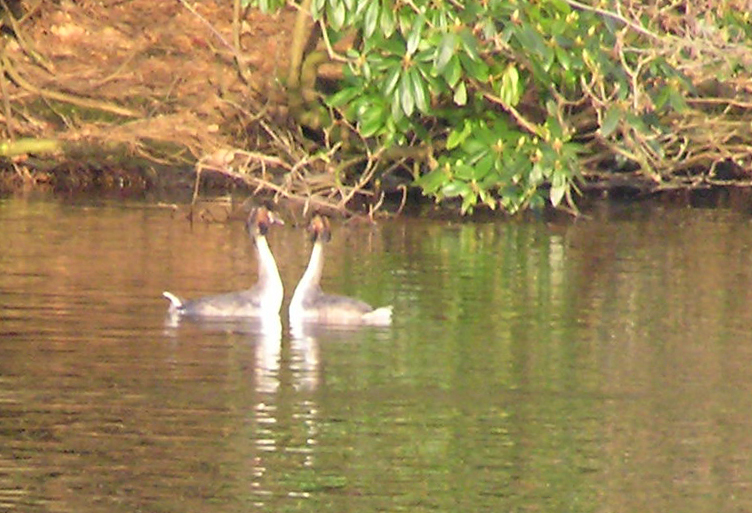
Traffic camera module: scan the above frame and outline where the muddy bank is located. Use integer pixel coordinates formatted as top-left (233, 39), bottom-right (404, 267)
top-left (0, 1), bottom-right (314, 199)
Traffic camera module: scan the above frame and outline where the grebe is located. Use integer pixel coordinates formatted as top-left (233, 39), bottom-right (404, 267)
top-left (289, 215), bottom-right (392, 326)
top-left (163, 206), bottom-right (284, 318)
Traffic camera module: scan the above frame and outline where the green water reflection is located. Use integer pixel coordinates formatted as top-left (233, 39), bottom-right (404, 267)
top-left (1, 198), bottom-right (752, 512)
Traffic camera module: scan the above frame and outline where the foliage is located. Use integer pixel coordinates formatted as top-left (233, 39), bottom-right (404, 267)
top-left (245, 0), bottom-right (752, 214)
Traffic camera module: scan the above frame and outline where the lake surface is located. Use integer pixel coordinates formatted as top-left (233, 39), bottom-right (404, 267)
top-left (2, 195), bottom-right (752, 512)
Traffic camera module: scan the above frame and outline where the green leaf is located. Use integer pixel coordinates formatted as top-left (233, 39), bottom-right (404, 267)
top-left (441, 180), bottom-right (472, 198)
top-left (327, 86), bottom-right (361, 107)
top-left (364, 1), bottom-right (380, 39)
top-left (459, 52), bottom-right (489, 82)
top-left (391, 87), bottom-right (404, 121)
top-left (600, 106), bottom-right (621, 137)
top-left (554, 44), bottom-right (572, 71)
top-left (454, 162), bottom-right (475, 180)
top-left (416, 168), bottom-right (447, 194)
top-left (406, 14), bottom-right (425, 56)
top-left (409, 67), bottom-right (429, 113)
top-left (453, 81), bottom-right (467, 106)
top-left (384, 66), bottom-right (401, 96)
top-left (668, 88), bottom-right (688, 112)
top-left (328, 0), bottom-right (346, 30)
top-left (380, 2), bottom-right (395, 36)
top-left (515, 23), bottom-right (551, 63)
top-left (444, 55), bottom-right (462, 87)
top-left (499, 64), bottom-right (521, 107)
top-left (654, 85), bottom-right (671, 110)
top-left (458, 28), bottom-right (480, 61)
top-left (462, 137), bottom-right (487, 156)
top-left (353, 0), bottom-right (370, 18)
top-left (461, 192), bottom-right (478, 214)
top-left (359, 102), bottom-right (385, 137)
top-left (311, 0), bottom-right (326, 18)
top-left (435, 32), bottom-right (457, 72)
top-left (475, 153), bottom-right (494, 180)
top-left (446, 121), bottom-right (472, 150)
top-left (399, 72), bottom-right (414, 116)
top-left (550, 172), bottom-right (568, 207)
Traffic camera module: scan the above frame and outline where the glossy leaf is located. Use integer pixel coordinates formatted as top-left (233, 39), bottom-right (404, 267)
top-left (364, 1), bottom-right (380, 39)
top-left (550, 172), bottom-right (567, 207)
top-left (600, 106), bottom-right (621, 137)
top-left (384, 66), bottom-right (401, 96)
top-left (399, 72), bottom-right (415, 116)
top-left (327, 86), bottom-right (361, 107)
top-left (441, 180), bottom-right (472, 198)
top-left (311, 0), bottom-right (325, 18)
top-left (461, 192), bottom-right (478, 214)
top-left (443, 55), bottom-right (462, 87)
top-left (380, 2), bottom-right (396, 36)
top-left (453, 81), bottom-right (467, 106)
top-left (416, 167), bottom-right (448, 193)
top-left (409, 67), bottom-right (429, 113)
top-left (454, 162), bottom-right (475, 180)
top-left (436, 32), bottom-right (457, 72)
top-left (406, 14), bottom-right (425, 56)
top-left (359, 102), bottom-right (386, 137)
top-left (515, 23), bottom-right (551, 63)
top-left (446, 121), bottom-right (472, 150)
top-left (475, 153), bottom-right (494, 180)
top-left (328, 0), bottom-right (346, 30)
top-left (458, 28), bottom-right (480, 61)
top-left (459, 52), bottom-right (489, 82)
top-left (499, 64), bottom-right (521, 107)
top-left (554, 44), bottom-right (571, 71)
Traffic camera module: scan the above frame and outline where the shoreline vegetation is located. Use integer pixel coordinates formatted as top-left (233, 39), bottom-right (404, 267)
top-left (1, 0), bottom-right (751, 217)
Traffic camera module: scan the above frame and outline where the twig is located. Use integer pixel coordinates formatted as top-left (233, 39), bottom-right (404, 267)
top-left (482, 91), bottom-right (542, 137)
top-left (562, 0), bottom-right (662, 42)
top-left (177, 0), bottom-right (247, 70)
top-left (317, 20), bottom-right (349, 64)
top-left (0, 56), bottom-right (13, 138)
top-left (0, 0), bottom-right (55, 73)
top-left (395, 184), bottom-right (408, 216)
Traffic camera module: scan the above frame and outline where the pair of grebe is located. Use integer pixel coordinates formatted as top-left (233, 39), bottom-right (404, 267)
top-left (163, 207), bottom-right (392, 326)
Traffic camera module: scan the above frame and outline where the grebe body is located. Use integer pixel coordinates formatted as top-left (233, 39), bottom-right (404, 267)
top-left (163, 207), bottom-right (284, 318)
top-left (289, 215), bottom-right (392, 326)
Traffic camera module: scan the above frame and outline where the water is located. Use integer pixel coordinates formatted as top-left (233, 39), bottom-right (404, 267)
top-left (2, 196), bottom-right (752, 512)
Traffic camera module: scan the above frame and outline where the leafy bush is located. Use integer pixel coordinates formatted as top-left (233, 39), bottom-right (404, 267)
top-left (245, 0), bottom-right (752, 213)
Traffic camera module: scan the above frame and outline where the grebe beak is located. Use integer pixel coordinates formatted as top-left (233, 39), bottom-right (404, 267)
top-left (267, 210), bottom-right (285, 226)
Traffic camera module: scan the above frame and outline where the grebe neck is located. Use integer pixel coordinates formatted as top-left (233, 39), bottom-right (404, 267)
top-left (292, 240), bottom-right (325, 303)
top-left (255, 234), bottom-right (282, 292)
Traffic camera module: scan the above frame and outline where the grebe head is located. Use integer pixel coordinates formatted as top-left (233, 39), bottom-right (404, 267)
top-left (308, 214), bottom-right (331, 243)
top-left (247, 206), bottom-right (284, 237)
